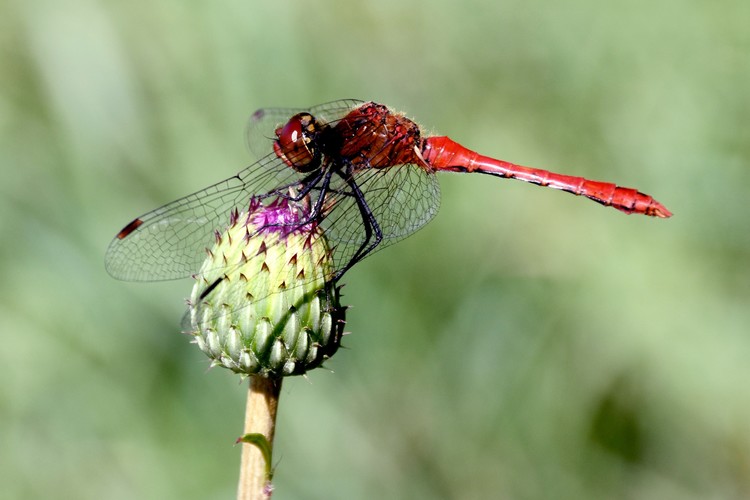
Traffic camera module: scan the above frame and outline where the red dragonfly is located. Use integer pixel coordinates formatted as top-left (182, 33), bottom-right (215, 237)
top-left (106, 99), bottom-right (671, 285)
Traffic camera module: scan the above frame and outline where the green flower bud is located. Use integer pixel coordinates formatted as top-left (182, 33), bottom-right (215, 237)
top-left (186, 198), bottom-right (346, 377)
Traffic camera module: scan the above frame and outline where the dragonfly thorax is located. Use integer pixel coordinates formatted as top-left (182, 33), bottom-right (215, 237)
top-left (335, 102), bottom-right (424, 170)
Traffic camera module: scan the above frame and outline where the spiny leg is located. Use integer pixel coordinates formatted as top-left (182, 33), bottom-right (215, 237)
top-left (332, 166), bottom-right (383, 282)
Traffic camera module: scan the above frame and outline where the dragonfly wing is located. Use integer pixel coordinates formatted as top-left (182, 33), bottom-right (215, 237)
top-left (319, 163), bottom-right (440, 271)
top-left (105, 153), bottom-right (306, 282)
top-left (110, 100), bottom-right (367, 283)
top-left (309, 99), bottom-right (366, 124)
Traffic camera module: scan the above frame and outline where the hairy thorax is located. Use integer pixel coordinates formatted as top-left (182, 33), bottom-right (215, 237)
top-left (332, 102), bottom-right (425, 170)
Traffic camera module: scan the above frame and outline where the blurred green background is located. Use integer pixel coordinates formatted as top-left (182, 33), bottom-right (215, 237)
top-left (2, 0), bottom-right (748, 498)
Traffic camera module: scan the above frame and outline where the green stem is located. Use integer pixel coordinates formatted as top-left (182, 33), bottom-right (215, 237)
top-left (237, 376), bottom-right (282, 500)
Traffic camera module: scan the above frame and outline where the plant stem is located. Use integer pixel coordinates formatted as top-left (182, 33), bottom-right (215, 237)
top-left (237, 375), bottom-right (282, 500)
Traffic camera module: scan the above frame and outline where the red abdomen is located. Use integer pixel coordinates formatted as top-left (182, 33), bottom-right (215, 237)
top-left (422, 136), bottom-right (672, 217)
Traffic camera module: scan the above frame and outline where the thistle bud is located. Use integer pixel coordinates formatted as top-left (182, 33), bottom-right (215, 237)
top-left (186, 198), bottom-right (345, 377)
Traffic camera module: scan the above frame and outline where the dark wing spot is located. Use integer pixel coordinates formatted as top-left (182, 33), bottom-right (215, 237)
top-left (117, 218), bottom-right (143, 239)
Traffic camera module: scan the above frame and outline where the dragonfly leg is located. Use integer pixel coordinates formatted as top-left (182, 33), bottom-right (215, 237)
top-left (256, 168), bottom-right (326, 203)
top-left (253, 166), bottom-right (335, 239)
top-left (331, 167), bottom-right (383, 282)
top-left (286, 169), bottom-right (328, 202)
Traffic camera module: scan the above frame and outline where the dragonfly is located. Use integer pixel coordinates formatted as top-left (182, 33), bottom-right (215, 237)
top-left (106, 99), bottom-right (671, 288)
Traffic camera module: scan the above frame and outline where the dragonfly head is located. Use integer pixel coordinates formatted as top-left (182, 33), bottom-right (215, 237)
top-left (274, 112), bottom-right (323, 172)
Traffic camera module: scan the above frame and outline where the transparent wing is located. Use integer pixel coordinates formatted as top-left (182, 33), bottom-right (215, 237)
top-left (105, 152), bottom-right (306, 281)
top-left (246, 99), bottom-right (365, 160)
top-left (319, 163), bottom-right (441, 271)
top-left (310, 99), bottom-right (367, 124)
top-left (108, 99), bottom-right (366, 282)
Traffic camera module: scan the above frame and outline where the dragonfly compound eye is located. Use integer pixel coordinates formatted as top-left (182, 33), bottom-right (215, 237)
top-left (274, 112), bottom-right (321, 172)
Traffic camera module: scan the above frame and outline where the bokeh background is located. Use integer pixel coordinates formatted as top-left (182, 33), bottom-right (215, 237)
top-left (2, 0), bottom-right (748, 498)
